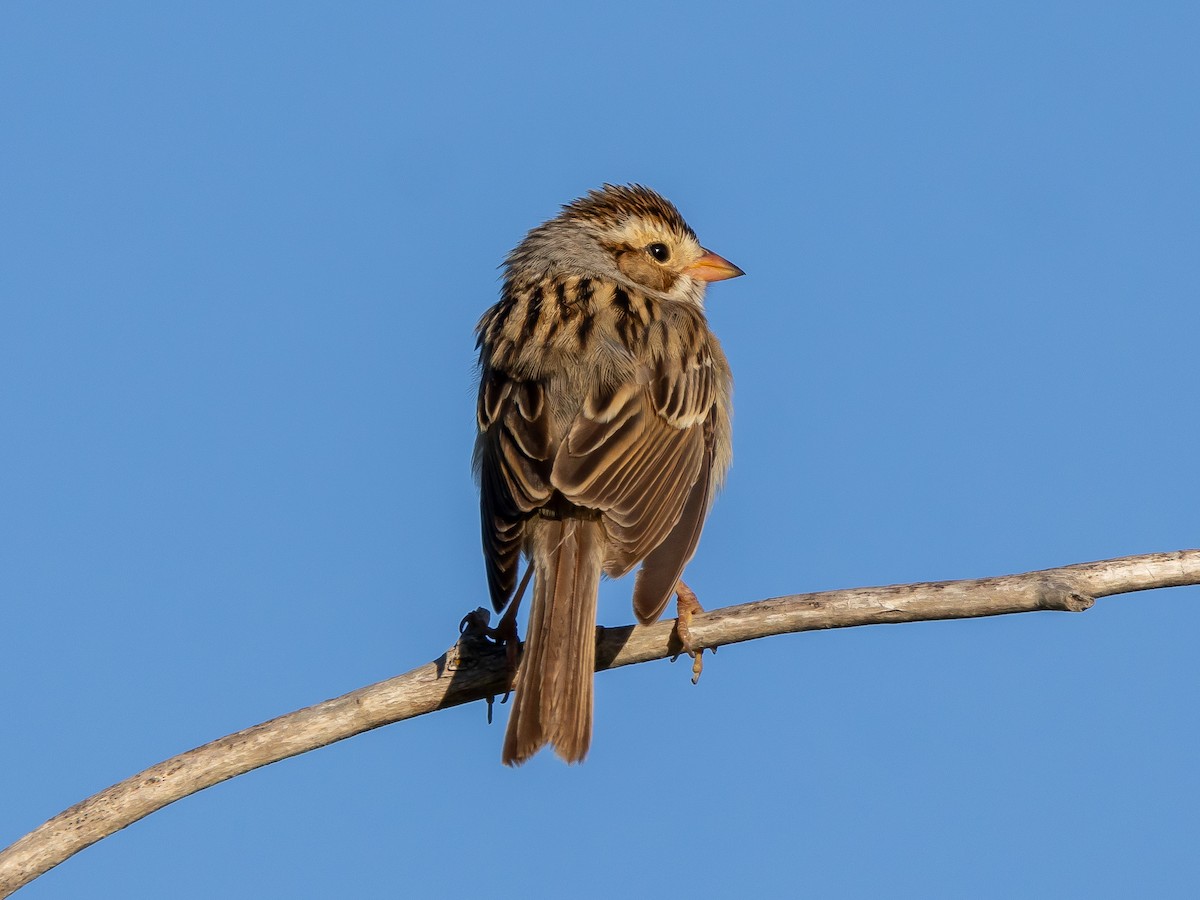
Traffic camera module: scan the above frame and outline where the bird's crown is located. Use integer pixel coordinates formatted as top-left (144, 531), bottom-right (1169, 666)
top-left (557, 184), bottom-right (698, 242)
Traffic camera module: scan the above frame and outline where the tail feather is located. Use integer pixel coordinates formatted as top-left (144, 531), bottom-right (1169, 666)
top-left (502, 517), bottom-right (603, 766)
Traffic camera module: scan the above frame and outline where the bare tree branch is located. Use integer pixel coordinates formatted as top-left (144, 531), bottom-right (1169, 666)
top-left (2, 549), bottom-right (1197, 896)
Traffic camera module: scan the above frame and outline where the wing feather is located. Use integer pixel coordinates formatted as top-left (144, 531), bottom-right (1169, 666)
top-left (630, 433), bottom-right (715, 622)
top-left (551, 352), bottom-right (717, 594)
top-left (476, 370), bottom-right (555, 610)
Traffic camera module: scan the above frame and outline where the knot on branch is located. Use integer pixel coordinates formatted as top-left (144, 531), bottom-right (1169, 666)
top-left (1036, 578), bottom-right (1095, 612)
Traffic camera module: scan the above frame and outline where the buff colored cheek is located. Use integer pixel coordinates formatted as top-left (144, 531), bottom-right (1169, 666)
top-left (617, 252), bottom-right (674, 292)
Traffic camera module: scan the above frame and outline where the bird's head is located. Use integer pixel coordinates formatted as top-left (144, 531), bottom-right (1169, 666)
top-left (506, 184), bottom-right (743, 305)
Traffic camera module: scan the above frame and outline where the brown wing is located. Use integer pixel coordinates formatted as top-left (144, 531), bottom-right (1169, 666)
top-left (552, 354), bottom-right (717, 623)
top-left (628, 420), bottom-right (714, 623)
top-left (476, 368), bottom-right (554, 611)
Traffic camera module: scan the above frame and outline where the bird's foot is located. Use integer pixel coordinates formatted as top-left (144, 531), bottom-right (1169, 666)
top-left (671, 581), bottom-right (713, 684)
top-left (455, 606), bottom-right (520, 721)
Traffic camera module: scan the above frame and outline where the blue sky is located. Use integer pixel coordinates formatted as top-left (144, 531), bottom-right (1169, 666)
top-left (3, 2), bottom-right (1198, 897)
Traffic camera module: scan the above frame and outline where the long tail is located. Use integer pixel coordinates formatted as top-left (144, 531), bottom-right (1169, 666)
top-left (502, 516), bottom-right (604, 766)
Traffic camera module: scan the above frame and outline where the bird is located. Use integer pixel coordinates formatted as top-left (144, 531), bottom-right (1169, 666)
top-left (473, 184), bottom-right (741, 766)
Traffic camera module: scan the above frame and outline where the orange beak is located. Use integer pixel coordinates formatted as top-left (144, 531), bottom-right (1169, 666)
top-left (683, 249), bottom-right (745, 283)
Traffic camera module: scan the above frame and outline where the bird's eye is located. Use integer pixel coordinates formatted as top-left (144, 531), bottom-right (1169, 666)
top-left (646, 243), bottom-right (671, 263)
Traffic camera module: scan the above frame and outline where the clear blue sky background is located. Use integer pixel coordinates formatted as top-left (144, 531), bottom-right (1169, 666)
top-left (3, 3), bottom-right (1197, 897)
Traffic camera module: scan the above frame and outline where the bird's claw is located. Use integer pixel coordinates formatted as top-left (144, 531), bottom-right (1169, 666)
top-left (459, 607), bottom-right (492, 637)
top-left (671, 581), bottom-right (711, 684)
top-left (454, 607), bottom-right (515, 717)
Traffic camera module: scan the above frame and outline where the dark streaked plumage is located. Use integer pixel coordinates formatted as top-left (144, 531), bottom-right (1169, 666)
top-left (474, 184), bottom-right (741, 765)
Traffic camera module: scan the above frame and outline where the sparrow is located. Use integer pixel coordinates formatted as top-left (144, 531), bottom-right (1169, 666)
top-left (473, 184), bottom-right (741, 765)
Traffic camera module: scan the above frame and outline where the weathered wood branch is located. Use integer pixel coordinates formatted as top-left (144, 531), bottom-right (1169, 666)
top-left (2, 550), bottom-right (1197, 896)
